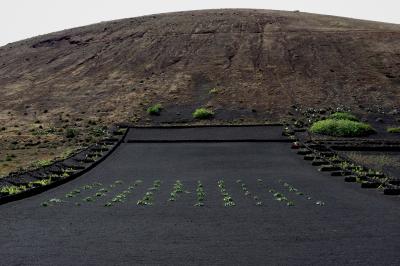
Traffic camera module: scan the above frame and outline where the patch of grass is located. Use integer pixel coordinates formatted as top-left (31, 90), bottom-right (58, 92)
top-left (31, 159), bottom-right (53, 168)
top-left (329, 112), bottom-right (359, 121)
top-left (192, 108), bottom-right (214, 119)
top-left (387, 127), bottom-right (400, 133)
top-left (65, 128), bottom-right (78, 138)
top-left (4, 154), bottom-right (16, 162)
top-left (29, 178), bottom-right (51, 187)
top-left (310, 119), bottom-right (375, 137)
top-left (147, 104), bottom-right (162, 116)
top-left (31, 127), bottom-right (56, 136)
top-left (1, 185), bottom-right (27, 195)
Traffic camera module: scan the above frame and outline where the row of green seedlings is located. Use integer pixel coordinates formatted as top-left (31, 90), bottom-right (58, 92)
top-left (137, 180), bottom-right (161, 206)
top-left (217, 180), bottom-right (235, 207)
top-left (169, 180), bottom-right (184, 202)
top-left (278, 180), bottom-right (325, 206)
top-left (41, 180), bottom-right (123, 207)
top-left (236, 179), bottom-right (262, 206)
top-left (257, 179), bottom-right (294, 206)
top-left (80, 181), bottom-right (122, 204)
top-left (194, 181), bottom-right (205, 206)
top-left (105, 180), bottom-right (142, 207)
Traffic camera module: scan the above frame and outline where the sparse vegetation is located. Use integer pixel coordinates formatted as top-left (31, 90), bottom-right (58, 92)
top-left (329, 112), bottom-right (359, 121)
top-left (137, 180), bottom-right (161, 206)
top-left (217, 180), bottom-right (235, 207)
top-left (1, 185), bottom-right (27, 195)
top-left (346, 152), bottom-right (400, 171)
top-left (65, 128), bottom-right (78, 138)
top-left (310, 119), bottom-right (375, 137)
top-left (193, 108), bottom-right (214, 119)
top-left (387, 127), bottom-right (400, 133)
top-left (169, 180), bottom-right (184, 201)
top-left (147, 104), bottom-right (162, 115)
top-left (236, 179), bottom-right (262, 206)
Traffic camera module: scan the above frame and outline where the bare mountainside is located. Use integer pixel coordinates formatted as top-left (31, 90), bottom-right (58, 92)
top-left (0, 9), bottom-right (399, 175)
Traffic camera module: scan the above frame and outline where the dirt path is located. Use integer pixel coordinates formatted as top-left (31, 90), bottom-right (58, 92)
top-left (1, 127), bottom-right (399, 265)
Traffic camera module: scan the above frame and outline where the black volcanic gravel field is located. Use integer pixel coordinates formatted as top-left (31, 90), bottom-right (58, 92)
top-left (1, 127), bottom-right (400, 265)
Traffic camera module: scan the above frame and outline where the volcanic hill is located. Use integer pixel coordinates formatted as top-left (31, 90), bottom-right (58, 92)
top-left (0, 9), bottom-right (399, 175)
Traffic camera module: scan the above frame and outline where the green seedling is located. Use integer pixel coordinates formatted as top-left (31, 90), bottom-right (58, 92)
top-left (104, 202), bottom-right (112, 207)
top-left (195, 181), bottom-right (206, 206)
top-left (316, 201), bottom-right (325, 206)
top-left (218, 180), bottom-right (235, 207)
top-left (82, 185), bottom-right (93, 190)
top-left (286, 201), bottom-right (295, 207)
top-left (83, 197), bottom-right (93, 202)
top-left (137, 190), bottom-right (155, 206)
top-left (256, 201), bottom-right (263, 206)
top-left (49, 198), bottom-right (62, 203)
top-left (168, 180), bottom-right (184, 202)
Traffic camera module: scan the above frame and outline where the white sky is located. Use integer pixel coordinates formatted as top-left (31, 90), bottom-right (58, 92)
top-left (1, 0), bottom-right (399, 46)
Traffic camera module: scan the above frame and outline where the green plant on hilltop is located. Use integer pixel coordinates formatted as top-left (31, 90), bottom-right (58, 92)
top-left (329, 112), bottom-right (359, 121)
top-left (193, 108), bottom-right (214, 119)
top-left (147, 104), bottom-right (162, 115)
top-left (387, 127), bottom-right (400, 133)
top-left (310, 119), bottom-right (375, 137)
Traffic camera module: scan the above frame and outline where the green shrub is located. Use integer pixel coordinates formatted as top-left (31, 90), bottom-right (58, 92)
top-left (193, 108), bottom-right (214, 119)
top-left (387, 127), bottom-right (400, 133)
top-left (65, 128), bottom-right (78, 138)
top-left (147, 104), bottom-right (162, 115)
top-left (209, 88), bottom-right (220, 94)
top-left (310, 119), bottom-right (375, 137)
top-left (329, 112), bottom-right (359, 121)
